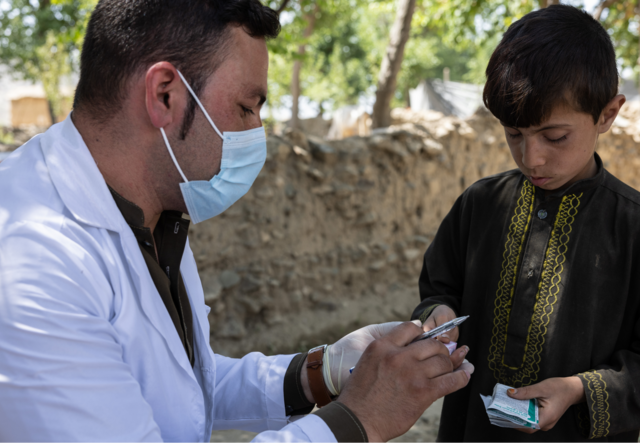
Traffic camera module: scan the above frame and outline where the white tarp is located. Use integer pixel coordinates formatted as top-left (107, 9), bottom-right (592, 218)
top-left (410, 79), bottom-right (484, 119)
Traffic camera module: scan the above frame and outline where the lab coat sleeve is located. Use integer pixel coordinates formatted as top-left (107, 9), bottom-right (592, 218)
top-left (212, 353), bottom-right (337, 441)
top-left (252, 415), bottom-right (338, 442)
top-left (0, 221), bottom-right (163, 442)
top-left (212, 352), bottom-right (294, 431)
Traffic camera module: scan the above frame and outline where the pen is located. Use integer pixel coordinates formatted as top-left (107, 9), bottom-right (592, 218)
top-left (349, 315), bottom-right (470, 373)
top-left (409, 315), bottom-right (469, 343)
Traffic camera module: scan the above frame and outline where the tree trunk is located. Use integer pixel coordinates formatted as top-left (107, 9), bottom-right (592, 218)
top-left (593, 0), bottom-right (617, 20)
top-left (290, 5), bottom-right (317, 129)
top-left (539, 0), bottom-right (559, 7)
top-left (371, 0), bottom-right (417, 129)
top-left (276, 0), bottom-right (291, 15)
top-left (291, 59), bottom-right (303, 129)
top-left (47, 99), bottom-right (57, 125)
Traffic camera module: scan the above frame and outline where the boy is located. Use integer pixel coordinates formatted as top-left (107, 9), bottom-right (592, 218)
top-left (412, 5), bottom-right (640, 442)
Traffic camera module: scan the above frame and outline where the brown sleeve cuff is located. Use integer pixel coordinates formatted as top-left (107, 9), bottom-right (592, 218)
top-left (313, 401), bottom-right (368, 442)
top-left (283, 353), bottom-right (315, 416)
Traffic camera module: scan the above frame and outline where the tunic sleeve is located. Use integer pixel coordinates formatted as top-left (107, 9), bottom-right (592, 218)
top-left (574, 319), bottom-right (640, 439)
top-left (411, 193), bottom-right (468, 321)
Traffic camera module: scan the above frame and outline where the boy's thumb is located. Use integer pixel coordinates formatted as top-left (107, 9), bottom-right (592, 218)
top-left (507, 386), bottom-right (534, 400)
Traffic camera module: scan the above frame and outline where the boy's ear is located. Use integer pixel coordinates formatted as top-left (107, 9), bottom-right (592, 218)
top-left (598, 94), bottom-right (626, 134)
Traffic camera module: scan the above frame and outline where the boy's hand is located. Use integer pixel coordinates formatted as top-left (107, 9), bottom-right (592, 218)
top-left (507, 377), bottom-right (586, 433)
top-left (422, 305), bottom-right (459, 342)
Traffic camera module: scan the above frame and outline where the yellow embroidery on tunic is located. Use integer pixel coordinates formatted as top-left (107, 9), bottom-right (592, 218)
top-left (488, 181), bottom-right (535, 379)
top-left (578, 371), bottom-right (611, 439)
top-left (575, 403), bottom-right (592, 439)
top-left (488, 186), bottom-right (583, 386)
top-left (418, 305), bottom-right (439, 323)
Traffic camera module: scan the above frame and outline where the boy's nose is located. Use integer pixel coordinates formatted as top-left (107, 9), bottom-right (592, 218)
top-left (521, 138), bottom-right (546, 170)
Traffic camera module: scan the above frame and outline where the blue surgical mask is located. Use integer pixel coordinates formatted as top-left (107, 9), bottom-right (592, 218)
top-left (160, 70), bottom-right (267, 224)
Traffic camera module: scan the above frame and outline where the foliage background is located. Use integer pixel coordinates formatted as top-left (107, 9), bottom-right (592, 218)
top-left (1, 0), bottom-right (638, 120)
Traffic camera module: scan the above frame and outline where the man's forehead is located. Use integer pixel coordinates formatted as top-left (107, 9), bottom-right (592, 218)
top-left (215, 28), bottom-right (268, 92)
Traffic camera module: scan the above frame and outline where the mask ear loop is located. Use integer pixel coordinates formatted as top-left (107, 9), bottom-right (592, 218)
top-left (160, 127), bottom-right (189, 183)
top-left (176, 70), bottom-right (224, 140)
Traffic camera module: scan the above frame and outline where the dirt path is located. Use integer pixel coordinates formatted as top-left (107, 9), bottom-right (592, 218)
top-left (210, 398), bottom-right (442, 442)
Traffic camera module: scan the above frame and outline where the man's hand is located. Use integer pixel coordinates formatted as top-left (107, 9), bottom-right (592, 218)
top-left (300, 322), bottom-right (415, 403)
top-left (422, 305), bottom-right (458, 343)
top-left (507, 377), bottom-right (586, 433)
top-left (326, 321), bottom-right (405, 394)
top-left (338, 322), bottom-right (472, 442)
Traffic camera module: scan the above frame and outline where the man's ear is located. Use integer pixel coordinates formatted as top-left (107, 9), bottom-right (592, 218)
top-left (598, 94), bottom-right (626, 134)
top-left (145, 62), bottom-right (188, 130)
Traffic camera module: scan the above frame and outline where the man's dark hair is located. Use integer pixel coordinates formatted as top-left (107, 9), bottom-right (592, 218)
top-left (483, 5), bottom-right (618, 128)
top-left (74, 0), bottom-right (280, 138)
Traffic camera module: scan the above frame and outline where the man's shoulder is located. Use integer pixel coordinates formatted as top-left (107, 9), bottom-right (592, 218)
top-left (0, 135), bottom-right (68, 234)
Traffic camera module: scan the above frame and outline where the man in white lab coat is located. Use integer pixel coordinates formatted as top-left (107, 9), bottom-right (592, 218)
top-left (0, 1), bottom-right (473, 441)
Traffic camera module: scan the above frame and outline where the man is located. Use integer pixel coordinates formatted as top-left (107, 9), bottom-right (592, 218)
top-left (0, 1), bottom-right (472, 441)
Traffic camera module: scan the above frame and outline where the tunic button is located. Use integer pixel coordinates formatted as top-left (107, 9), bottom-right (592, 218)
top-left (538, 209), bottom-right (548, 219)
top-left (527, 269), bottom-right (534, 278)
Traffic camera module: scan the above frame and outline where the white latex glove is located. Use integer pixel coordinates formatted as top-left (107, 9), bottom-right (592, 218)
top-left (323, 321), bottom-right (417, 395)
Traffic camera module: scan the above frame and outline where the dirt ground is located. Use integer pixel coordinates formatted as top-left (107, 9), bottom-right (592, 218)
top-left (210, 398), bottom-right (443, 442)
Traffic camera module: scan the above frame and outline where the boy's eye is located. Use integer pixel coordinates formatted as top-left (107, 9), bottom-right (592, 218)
top-left (546, 135), bottom-right (567, 144)
top-left (241, 106), bottom-right (255, 116)
top-left (506, 132), bottom-right (521, 139)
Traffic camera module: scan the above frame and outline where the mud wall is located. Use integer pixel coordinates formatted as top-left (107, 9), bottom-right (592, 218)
top-left (191, 106), bottom-right (640, 357)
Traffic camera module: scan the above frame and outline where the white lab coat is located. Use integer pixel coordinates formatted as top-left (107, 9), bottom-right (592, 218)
top-left (0, 116), bottom-right (336, 442)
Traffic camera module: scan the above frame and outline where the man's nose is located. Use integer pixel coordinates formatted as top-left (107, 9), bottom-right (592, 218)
top-left (521, 137), bottom-right (546, 170)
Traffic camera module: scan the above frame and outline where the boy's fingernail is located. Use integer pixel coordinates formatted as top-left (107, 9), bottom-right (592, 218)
top-left (508, 389), bottom-right (517, 395)
top-left (462, 346), bottom-right (469, 355)
top-left (441, 334), bottom-right (449, 339)
top-left (464, 370), bottom-right (471, 380)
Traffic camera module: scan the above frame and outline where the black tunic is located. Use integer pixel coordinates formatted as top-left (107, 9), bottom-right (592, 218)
top-left (412, 155), bottom-right (640, 441)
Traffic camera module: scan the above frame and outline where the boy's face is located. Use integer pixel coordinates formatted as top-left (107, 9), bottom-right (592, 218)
top-left (502, 95), bottom-right (625, 192)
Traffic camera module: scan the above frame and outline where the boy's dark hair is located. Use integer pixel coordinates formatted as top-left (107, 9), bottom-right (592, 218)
top-left (74, 0), bottom-right (280, 137)
top-left (483, 5), bottom-right (618, 128)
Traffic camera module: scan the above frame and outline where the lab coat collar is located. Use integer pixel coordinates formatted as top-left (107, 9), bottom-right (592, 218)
top-left (40, 115), bottom-right (124, 233)
top-left (40, 115), bottom-right (198, 379)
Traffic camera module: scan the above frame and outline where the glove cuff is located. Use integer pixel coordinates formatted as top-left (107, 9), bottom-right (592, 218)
top-left (307, 345), bottom-right (334, 407)
top-left (323, 345), bottom-right (341, 396)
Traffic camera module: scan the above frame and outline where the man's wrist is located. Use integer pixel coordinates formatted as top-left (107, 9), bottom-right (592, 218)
top-left (314, 402), bottom-right (369, 442)
top-left (336, 399), bottom-right (378, 442)
top-left (300, 355), bottom-right (315, 404)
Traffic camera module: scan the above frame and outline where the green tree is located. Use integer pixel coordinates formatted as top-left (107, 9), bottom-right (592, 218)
top-left (265, 0), bottom-right (382, 123)
top-left (592, 0), bottom-right (640, 89)
top-left (0, 0), bottom-right (95, 123)
top-left (371, 0), bottom-right (417, 128)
